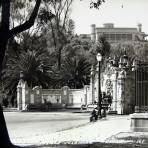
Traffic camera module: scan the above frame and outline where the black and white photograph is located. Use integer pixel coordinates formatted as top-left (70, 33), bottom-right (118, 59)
top-left (1, 0), bottom-right (148, 147)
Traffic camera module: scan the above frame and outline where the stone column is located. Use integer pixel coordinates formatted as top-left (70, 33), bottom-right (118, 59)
top-left (84, 85), bottom-right (89, 105)
top-left (22, 82), bottom-right (30, 110)
top-left (111, 71), bottom-right (118, 113)
top-left (61, 86), bottom-right (69, 106)
top-left (117, 70), bottom-right (125, 114)
top-left (17, 80), bottom-right (23, 110)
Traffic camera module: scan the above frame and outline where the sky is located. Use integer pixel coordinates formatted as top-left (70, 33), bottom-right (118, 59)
top-left (70, 0), bottom-right (148, 35)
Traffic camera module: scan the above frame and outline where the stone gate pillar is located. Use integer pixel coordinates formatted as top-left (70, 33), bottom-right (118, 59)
top-left (111, 71), bottom-right (118, 113)
top-left (117, 70), bottom-right (135, 114)
top-left (22, 82), bottom-right (30, 110)
top-left (17, 80), bottom-right (23, 110)
top-left (117, 70), bottom-right (125, 114)
top-left (17, 80), bottom-right (31, 110)
top-left (84, 85), bottom-right (89, 105)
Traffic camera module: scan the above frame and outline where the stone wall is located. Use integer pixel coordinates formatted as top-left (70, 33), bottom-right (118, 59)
top-left (17, 80), bottom-right (90, 111)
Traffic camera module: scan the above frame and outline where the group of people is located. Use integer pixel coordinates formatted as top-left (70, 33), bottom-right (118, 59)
top-left (90, 91), bottom-right (112, 122)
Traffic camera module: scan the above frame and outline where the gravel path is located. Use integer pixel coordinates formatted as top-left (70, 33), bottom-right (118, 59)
top-left (8, 114), bottom-right (148, 148)
top-left (11, 116), bottom-right (131, 147)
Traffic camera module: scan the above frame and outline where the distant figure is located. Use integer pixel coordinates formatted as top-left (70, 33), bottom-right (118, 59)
top-left (2, 99), bottom-right (8, 108)
top-left (90, 107), bottom-right (98, 122)
top-left (107, 92), bottom-right (112, 107)
top-left (94, 100), bottom-right (97, 104)
top-left (44, 99), bottom-right (47, 104)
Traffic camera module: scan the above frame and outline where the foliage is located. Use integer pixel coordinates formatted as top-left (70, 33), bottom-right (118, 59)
top-left (2, 48), bottom-right (53, 93)
top-left (38, 0), bottom-right (74, 69)
top-left (90, 35), bottom-right (110, 57)
top-left (90, 0), bottom-right (106, 9)
top-left (63, 35), bottom-right (92, 59)
top-left (89, 35), bottom-right (111, 72)
top-left (110, 42), bottom-right (148, 64)
top-left (53, 57), bottom-right (91, 89)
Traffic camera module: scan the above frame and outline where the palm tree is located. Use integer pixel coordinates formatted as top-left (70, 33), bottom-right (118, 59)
top-left (2, 49), bottom-right (53, 105)
top-left (90, 35), bottom-right (111, 62)
top-left (54, 57), bottom-right (91, 89)
top-left (89, 35), bottom-right (111, 72)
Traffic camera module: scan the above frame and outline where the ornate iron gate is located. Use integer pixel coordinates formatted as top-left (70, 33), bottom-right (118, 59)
top-left (135, 62), bottom-right (148, 112)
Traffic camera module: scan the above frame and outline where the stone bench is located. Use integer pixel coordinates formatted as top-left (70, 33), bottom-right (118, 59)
top-left (130, 113), bottom-right (148, 132)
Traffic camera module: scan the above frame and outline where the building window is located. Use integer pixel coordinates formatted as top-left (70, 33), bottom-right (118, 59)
top-left (127, 34), bottom-right (132, 40)
top-left (110, 34), bottom-right (116, 41)
top-left (116, 34), bottom-right (121, 41)
top-left (122, 34), bottom-right (127, 41)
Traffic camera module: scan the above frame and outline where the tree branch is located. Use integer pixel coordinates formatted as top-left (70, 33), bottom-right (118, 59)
top-left (49, 19), bottom-right (57, 49)
top-left (58, 0), bottom-right (67, 18)
top-left (62, 0), bottom-right (73, 29)
top-left (8, 0), bottom-right (41, 39)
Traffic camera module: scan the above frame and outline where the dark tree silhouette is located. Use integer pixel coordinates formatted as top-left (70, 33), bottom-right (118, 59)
top-left (0, 0), bottom-right (41, 147)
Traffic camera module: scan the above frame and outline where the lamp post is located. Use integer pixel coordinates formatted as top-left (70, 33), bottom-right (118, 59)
top-left (96, 53), bottom-right (102, 118)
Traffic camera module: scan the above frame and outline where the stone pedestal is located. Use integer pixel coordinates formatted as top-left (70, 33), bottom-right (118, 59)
top-left (131, 113), bottom-right (148, 132)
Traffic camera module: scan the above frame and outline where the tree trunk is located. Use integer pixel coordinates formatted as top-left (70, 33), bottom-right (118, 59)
top-left (0, 0), bottom-right (41, 147)
top-left (58, 47), bottom-right (62, 70)
top-left (0, 39), bottom-right (7, 72)
top-left (0, 105), bottom-right (12, 147)
top-left (0, 39), bottom-right (21, 147)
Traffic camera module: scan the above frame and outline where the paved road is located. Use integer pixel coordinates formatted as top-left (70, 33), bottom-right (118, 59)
top-left (4, 111), bottom-right (90, 141)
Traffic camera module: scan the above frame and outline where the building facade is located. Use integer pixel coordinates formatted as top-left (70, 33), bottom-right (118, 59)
top-left (90, 23), bottom-right (147, 42)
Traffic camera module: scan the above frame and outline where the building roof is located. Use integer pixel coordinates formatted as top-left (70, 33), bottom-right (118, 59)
top-left (96, 27), bottom-right (138, 33)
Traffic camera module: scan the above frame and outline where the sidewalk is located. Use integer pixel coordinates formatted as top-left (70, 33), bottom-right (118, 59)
top-left (11, 115), bottom-right (148, 148)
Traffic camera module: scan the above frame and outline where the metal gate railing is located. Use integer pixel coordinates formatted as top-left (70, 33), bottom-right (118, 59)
top-left (135, 62), bottom-right (148, 112)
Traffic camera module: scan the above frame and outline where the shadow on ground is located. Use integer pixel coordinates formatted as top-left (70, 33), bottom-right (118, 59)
top-left (25, 131), bottom-right (148, 148)
top-left (27, 143), bottom-right (148, 148)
